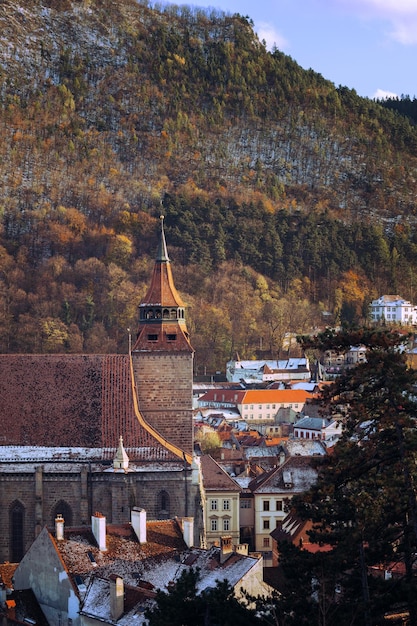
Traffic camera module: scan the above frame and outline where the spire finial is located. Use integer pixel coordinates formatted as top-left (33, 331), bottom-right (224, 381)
top-left (157, 215), bottom-right (170, 262)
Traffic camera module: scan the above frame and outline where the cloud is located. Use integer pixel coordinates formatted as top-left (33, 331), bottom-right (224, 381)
top-left (367, 0), bottom-right (417, 15)
top-left (255, 21), bottom-right (289, 51)
top-left (373, 88), bottom-right (398, 99)
top-left (336, 0), bottom-right (417, 44)
top-left (389, 17), bottom-right (417, 44)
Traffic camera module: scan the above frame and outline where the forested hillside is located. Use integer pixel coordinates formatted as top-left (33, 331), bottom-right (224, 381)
top-left (1, 0), bottom-right (417, 372)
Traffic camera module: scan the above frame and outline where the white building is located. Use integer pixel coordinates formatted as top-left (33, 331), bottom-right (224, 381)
top-left (370, 295), bottom-right (417, 325)
top-left (226, 358), bottom-right (310, 383)
top-left (293, 416), bottom-right (341, 443)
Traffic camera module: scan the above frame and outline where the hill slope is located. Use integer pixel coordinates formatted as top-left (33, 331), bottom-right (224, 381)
top-left (1, 0), bottom-right (417, 369)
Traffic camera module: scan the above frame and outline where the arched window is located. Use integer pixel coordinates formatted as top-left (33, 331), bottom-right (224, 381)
top-left (157, 490), bottom-right (170, 519)
top-left (51, 500), bottom-right (73, 527)
top-left (163, 308), bottom-right (170, 319)
top-left (10, 501), bottom-right (25, 562)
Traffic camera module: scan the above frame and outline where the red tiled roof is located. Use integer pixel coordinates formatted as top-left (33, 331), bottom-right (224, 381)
top-left (198, 390), bottom-right (246, 404)
top-left (140, 258), bottom-right (185, 308)
top-left (133, 322), bottom-right (193, 352)
top-left (53, 519), bottom-right (187, 580)
top-left (0, 354), bottom-right (179, 461)
top-left (200, 455), bottom-right (241, 492)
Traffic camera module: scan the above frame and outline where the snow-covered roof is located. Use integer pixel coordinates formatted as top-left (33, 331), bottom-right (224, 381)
top-left (284, 439), bottom-right (327, 456)
top-left (0, 446), bottom-right (184, 473)
top-left (228, 359), bottom-right (308, 371)
top-left (74, 533), bottom-right (264, 625)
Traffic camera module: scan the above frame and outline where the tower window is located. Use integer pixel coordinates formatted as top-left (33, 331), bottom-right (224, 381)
top-left (167, 334), bottom-right (177, 341)
top-left (147, 334), bottom-right (158, 341)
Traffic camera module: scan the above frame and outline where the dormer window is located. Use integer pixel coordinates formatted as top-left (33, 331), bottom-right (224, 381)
top-left (283, 470), bottom-right (293, 488)
top-left (167, 334), bottom-right (177, 341)
top-left (147, 334), bottom-right (158, 341)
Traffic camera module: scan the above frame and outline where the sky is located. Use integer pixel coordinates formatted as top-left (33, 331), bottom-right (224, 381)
top-left (163, 0), bottom-right (417, 100)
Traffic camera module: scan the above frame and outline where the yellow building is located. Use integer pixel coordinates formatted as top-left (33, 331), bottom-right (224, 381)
top-left (199, 455), bottom-right (242, 548)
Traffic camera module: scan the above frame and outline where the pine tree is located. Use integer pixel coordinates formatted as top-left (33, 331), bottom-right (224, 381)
top-left (145, 567), bottom-right (262, 626)
top-left (289, 328), bottom-right (417, 625)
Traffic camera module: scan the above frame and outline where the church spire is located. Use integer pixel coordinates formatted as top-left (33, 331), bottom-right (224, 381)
top-left (157, 215), bottom-right (170, 262)
top-left (132, 216), bottom-right (193, 353)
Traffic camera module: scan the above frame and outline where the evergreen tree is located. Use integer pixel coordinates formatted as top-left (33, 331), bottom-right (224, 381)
top-left (285, 328), bottom-right (417, 625)
top-left (145, 567), bottom-right (262, 626)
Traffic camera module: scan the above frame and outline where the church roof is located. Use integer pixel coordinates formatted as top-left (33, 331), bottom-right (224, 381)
top-left (0, 354), bottom-right (181, 462)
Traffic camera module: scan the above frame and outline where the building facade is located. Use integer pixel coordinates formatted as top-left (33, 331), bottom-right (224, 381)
top-left (369, 294), bottom-right (417, 325)
top-left (199, 455), bottom-right (241, 548)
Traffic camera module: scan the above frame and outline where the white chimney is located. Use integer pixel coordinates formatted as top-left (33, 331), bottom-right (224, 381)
top-left (110, 575), bottom-right (124, 621)
top-left (131, 507), bottom-right (146, 543)
top-left (92, 512), bottom-right (107, 551)
top-left (181, 517), bottom-right (194, 548)
top-left (55, 514), bottom-right (64, 541)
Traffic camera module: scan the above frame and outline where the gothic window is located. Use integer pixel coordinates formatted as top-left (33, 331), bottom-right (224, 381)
top-left (51, 500), bottom-right (73, 527)
top-left (10, 501), bottom-right (25, 562)
top-left (157, 490), bottom-right (170, 519)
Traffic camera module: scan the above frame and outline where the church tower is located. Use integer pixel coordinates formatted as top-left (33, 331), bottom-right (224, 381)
top-left (131, 216), bottom-right (194, 456)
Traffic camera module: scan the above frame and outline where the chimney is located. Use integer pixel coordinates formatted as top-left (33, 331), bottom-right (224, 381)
top-left (235, 543), bottom-right (249, 556)
top-left (220, 536), bottom-right (233, 564)
top-left (92, 512), bottom-right (107, 551)
top-left (110, 575), bottom-right (124, 621)
top-left (181, 517), bottom-right (194, 548)
top-left (131, 507), bottom-right (146, 543)
top-left (55, 514), bottom-right (64, 541)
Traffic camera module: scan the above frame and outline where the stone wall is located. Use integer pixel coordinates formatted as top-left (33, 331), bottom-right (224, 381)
top-left (132, 351), bottom-right (194, 455)
top-left (0, 463), bottom-right (199, 563)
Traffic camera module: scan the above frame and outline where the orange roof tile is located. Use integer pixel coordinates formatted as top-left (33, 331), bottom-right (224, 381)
top-left (265, 437), bottom-right (288, 446)
top-left (242, 389), bottom-right (312, 404)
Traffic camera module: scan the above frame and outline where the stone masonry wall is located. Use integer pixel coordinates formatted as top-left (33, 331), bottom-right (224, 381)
top-left (132, 352), bottom-right (194, 456)
top-left (0, 465), bottom-right (198, 562)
